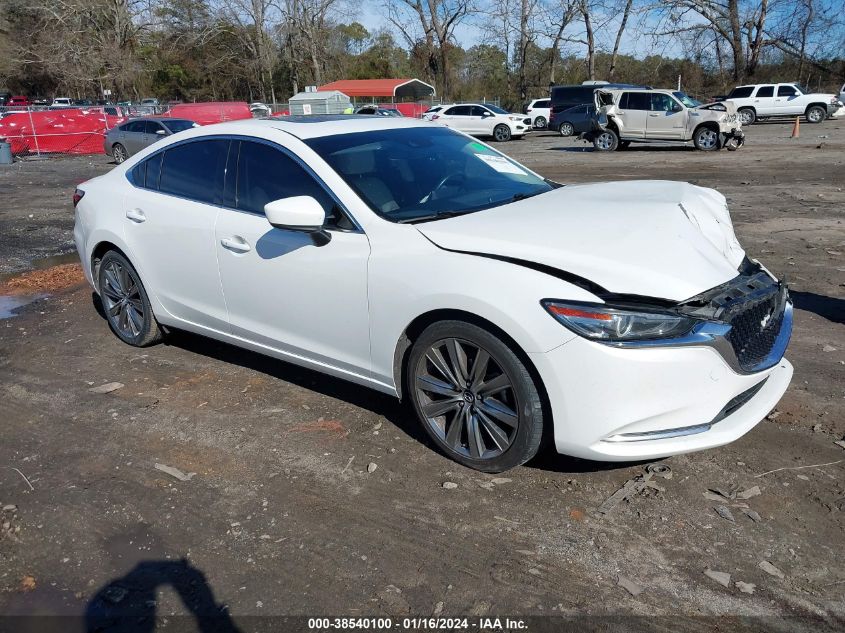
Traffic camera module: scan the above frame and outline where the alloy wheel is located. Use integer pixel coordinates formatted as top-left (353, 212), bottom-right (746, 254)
top-left (113, 144), bottom-right (127, 164)
top-left (739, 110), bottom-right (754, 125)
top-left (534, 116), bottom-right (547, 130)
top-left (414, 338), bottom-right (520, 460)
top-left (101, 260), bottom-right (145, 339)
top-left (559, 122), bottom-right (574, 136)
top-left (807, 107), bottom-right (824, 123)
top-left (697, 128), bottom-right (718, 149)
top-left (494, 125), bottom-right (511, 142)
top-left (595, 131), bottom-right (615, 150)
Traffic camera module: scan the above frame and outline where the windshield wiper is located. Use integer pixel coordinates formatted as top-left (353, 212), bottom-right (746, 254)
top-left (397, 210), bottom-right (468, 224)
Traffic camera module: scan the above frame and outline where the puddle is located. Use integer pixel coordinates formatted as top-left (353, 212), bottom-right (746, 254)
top-left (0, 294), bottom-right (43, 319)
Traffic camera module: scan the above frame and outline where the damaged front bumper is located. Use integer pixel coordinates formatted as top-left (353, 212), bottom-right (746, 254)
top-left (722, 127), bottom-right (744, 150)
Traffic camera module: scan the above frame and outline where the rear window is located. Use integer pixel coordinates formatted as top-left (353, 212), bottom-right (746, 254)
top-left (621, 92), bottom-right (650, 110)
top-left (728, 86), bottom-right (754, 98)
top-left (535, 99), bottom-right (550, 108)
top-left (755, 85), bottom-right (774, 98)
top-left (159, 139), bottom-right (229, 205)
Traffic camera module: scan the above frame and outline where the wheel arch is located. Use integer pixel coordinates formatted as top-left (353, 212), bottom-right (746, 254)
top-left (804, 102), bottom-right (828, 114)
top-left (90, 240), bottom-right (132, 291)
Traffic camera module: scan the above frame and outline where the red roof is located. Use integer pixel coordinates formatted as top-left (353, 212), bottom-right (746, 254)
top-left (317, 78), bottom-right (435, 98)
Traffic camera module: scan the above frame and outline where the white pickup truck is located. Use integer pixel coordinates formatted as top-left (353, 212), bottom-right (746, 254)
top-left (724, 83), bottom-right (841, 125)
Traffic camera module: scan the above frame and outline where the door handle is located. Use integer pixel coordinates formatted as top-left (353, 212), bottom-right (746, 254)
top-left (648, 113), bottom-right (659, 117)
top-left (125, 208), bottom-right (146, 223)
top-left (220, 237), bottom-right (251, 253)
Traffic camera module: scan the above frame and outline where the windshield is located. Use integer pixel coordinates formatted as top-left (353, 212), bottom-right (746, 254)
top-left (673, 92), bottom-right (701, 107)
top-left (161, 119), bottom-right (195, 133)
top-left (305, 127), bottom-right (553, 223)
top-left (484, 104), bottom-right (509, 114)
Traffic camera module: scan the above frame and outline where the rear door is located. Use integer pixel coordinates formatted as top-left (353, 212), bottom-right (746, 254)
top-left (616, 92), bottom-right (649, 138)
top-left (438, 105), bottom-right (473, 133)
top-left (752, 85), bottom-right (776, 115)
top-left (645, 93), bottom-right (687, 139)
top-left (121, 138), bottom-right (231, 332)
top-left (214, 139), bottom-right (371, 375)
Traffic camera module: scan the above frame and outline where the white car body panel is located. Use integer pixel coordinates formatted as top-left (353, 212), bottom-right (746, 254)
top-left (433, 103), bottom-right (527, 138)
top-left (74, 116), bottom-right (792, 464)
top-left (726, 83), bottom-right (837, 118)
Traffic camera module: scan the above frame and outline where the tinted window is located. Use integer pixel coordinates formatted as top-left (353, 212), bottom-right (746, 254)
top-left (159, 139), bottom-right (229, 204)
top-left (624, 92), bottom-right (650, 110)
top-left (755, 85), bottom-right (774, 98)
top-left (728, 86), bottom-right (754, 98)
top-left (550, 86), bottom-right (592, 109)
top-left (536, 100), bottom-right (550, 108)
top-left (446, 105), bottom-right (471, 116)
top-left (777, 85), bottom-right (798, 96)
top-left (122, 121), bottom-right (145, 133)
top-left (145, 120), bottom-right (165, 134)
top-left (235, 141), bottom-right (336, 220)
top-left (470, 106), bottom-right (488, 116)
top-left (144, 152), bottom-right (163, 189)
top-left (161, 119), bottom-right (195, 133)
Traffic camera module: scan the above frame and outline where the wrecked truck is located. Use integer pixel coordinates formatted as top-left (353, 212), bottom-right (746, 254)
top-left (583, 88), bottom-right (745, 152)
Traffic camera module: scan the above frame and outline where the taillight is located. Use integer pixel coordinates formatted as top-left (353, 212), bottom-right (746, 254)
top-left (73, 188), bottom-right (85, 208)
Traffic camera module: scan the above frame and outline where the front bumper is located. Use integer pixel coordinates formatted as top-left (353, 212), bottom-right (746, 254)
top-left (722, 127), bottom-right (744, 148)
top-left (532, 335), bottom-right (793, 461)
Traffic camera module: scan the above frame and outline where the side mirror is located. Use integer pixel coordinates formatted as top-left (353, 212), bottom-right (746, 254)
top-left (264, 196), bottom-right (331, 245)
top-left (481, 111), bottom-right (492, 117)
top-left (156, 129), bottom-right (166, 135)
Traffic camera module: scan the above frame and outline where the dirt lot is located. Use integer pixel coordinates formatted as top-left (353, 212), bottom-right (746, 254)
top-left (0, 120), bottom-right (843, 632)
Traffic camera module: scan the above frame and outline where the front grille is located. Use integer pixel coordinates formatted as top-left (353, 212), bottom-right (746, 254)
top-left (682, 263), bottom-right (790, 372)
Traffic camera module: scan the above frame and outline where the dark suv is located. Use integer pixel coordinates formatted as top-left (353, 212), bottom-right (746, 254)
top-left (550, 83), bottom-right (648, 135)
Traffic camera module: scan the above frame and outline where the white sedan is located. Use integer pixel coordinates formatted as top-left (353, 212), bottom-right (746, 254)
top-left (429, 103), bottom-right (530, 141)
top-left (74, 116), bottom-right (793, 472)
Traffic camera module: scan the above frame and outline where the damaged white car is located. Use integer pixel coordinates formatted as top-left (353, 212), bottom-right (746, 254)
top-left (587, 88), bottom-right (745, 151)
top-left (74, 117), bottom-right (791, 472)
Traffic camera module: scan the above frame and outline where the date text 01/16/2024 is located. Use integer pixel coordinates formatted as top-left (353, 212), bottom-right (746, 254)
top-left (307, 617), bottom-right (528, 630)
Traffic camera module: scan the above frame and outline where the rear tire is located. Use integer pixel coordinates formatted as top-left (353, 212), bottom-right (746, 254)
top-left (738, 108), bottom-right (755, 126)
top-left (407, 320), bottom-right (544, 473)
top-left (593, 129), bottom-right (619, 151)
top-left (533, 116), bottom-right (547, 130)
top-left (558, 121), bottom-right (574, 137)
top-left (805, 105), bottom-right (826, 124)
top-left (97, 251), bottom-right (162, 347)
top-left (112, 143), bottom-right (128, 164)
top-left (493, 124), bottom-right (512, 142)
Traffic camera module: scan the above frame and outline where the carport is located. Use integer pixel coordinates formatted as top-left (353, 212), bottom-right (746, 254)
top-left (317, 78), bottom-right (435, 102)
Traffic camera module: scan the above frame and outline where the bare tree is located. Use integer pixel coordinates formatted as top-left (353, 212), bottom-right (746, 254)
top-left (607, 0), bottom-right (633, 80)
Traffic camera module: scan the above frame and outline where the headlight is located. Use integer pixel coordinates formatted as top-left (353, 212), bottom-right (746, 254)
top-left (541, 300), bottom-right (697, 342)
top-left (508, 115), bottom-right (522, 121)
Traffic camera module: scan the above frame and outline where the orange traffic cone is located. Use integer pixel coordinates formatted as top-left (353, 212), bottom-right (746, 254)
top-left (791, 116), bottom-right (800, 138)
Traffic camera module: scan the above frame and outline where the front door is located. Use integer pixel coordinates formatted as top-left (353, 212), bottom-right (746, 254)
top-left (646, 93), bottom-right (687, 139)
top-left (215, 140), bottom-right (372, 376)
top-left (774, 84), bottom-right (801, 115)
top-left (752, 85), bottom-right (776, 115)
top-left (121, 138), bottom-right (231, 332)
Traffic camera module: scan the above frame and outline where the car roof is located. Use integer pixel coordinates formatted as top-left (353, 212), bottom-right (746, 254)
top-left (182, 115), bottom-right (431, 140)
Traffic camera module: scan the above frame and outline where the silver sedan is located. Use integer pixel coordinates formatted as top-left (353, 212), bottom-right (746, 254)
top-left (104, 118), bottom-right (197, 163)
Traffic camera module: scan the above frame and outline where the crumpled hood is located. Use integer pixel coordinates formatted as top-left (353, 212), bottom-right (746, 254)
top-left (416, 180), bottom-right (746, 302)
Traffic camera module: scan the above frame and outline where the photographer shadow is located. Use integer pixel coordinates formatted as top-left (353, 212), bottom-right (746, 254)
top-left (85, 558), bottom-right (240, 633)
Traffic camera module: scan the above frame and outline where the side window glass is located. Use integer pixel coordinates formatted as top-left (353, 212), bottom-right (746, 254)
top-left (144, 152), bottom-right (163, 190)
top-left (756, 86), bottom-right (774, 98)
top-left (144, 121), bottom-right (163, 135)
top-left (619, 93), bottom-right (629, 109)
top-left (235, 141), bottom-right (352, 230)
top-left (159, 139), bottom-right (229, 204)
top-left (730, 86), bottom-right (754, 98)
top-left (626, 92), bottom-right (650, 110)
top-left (777, 86), bottom-right (797, 96)
top-left (470, 106), bottom-right (487, 116)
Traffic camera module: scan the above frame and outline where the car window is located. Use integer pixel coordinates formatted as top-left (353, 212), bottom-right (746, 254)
top-left (446, 105), bottom-right (471, 116)
top-left (144, 121), bottom-right (165, 135)
top-left (161, 120), bottom-right (195, 133)
top-left (234, 141), bottom-right (351, 229)
top-left (470, 106), bottom-right (488, 116)
top-left (728, 86), bottom-right (754, 98)
top-left (536, 100), bottom-right (550, 108)
top-left (122, 121), bottom-right (144, 133)
top-left (622, 92), bottom-right (650, 110)
top-left (306, 126), bottom-right (552, 223)
top-left (777, 85), bottom-right (798, 97)
top-left (159, 139), bottom-right (229, 205)
top-left (651, 93), bottom-right (680, 112)
top-left (755, 85), bottom-right (774, 98)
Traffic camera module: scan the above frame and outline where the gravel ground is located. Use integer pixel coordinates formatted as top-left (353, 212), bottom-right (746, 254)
top-left (0, 119), bottom-right (843, 632)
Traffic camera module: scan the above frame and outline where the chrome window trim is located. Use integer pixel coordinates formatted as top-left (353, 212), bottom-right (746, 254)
top-left (124, 134), bottom-right (365, 235)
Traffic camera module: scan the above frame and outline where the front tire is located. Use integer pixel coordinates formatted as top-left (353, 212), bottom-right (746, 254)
top-left (493, 124), bottom-right (512, 142)
top-left (738, 108), bottom-right (755, 126)
top-left (97, 251), bottom-right (162, 347)
top-left (593, 129), bottom-right (619, 151)
top-left (693, 126), bottom-right (719, 151)
top-left (407, 321), bottom-right (544, 473)
top-left (805, 105), bottom-right (826, 124)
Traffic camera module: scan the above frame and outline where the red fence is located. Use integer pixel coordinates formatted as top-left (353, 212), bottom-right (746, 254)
top-left (0, 102), bottom-right (253, 158)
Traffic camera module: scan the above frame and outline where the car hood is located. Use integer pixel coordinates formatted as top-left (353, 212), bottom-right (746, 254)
top-left (415, 180), bottom-right (747, 302)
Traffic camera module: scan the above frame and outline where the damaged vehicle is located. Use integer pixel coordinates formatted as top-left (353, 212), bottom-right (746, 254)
top-left (74, 117), bottom-right (791, 473)
top-left (587, 88), bottom-right (745, 151)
